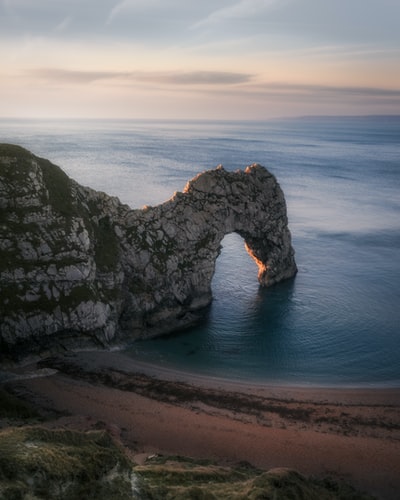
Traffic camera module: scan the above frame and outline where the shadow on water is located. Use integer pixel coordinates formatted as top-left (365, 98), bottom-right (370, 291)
top-left (129, 233), bottom-right (299, 380)
top-left (127, 223), bottom-right (400, 384)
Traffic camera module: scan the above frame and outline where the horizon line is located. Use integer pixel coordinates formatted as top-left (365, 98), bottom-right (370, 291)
top-left (1, 113), bottom-right (400, 123)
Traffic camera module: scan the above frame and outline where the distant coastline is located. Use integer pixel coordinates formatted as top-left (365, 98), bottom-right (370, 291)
top-left (1, 113), bottom-right (400, 124)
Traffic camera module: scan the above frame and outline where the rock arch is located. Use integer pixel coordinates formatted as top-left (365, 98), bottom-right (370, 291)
top-left (121, 164), bottom-right (297, 337)
top-left (0, 145), bottom-right (296, 358)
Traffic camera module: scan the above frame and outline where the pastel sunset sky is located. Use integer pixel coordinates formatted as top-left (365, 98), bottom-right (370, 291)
top-left (1, 0), bottom-right (400, 119)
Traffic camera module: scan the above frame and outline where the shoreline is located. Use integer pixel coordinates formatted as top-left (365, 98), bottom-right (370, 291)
top-left (6, 346), bottom-right (400, 392)
top-left (3, 349), bottom-right (400, 499)
top-left (120, 340), bottom-right (400, 390)
top-left (116, 349), bottom-right (400, 390)
top-left (21, 349), bottom-right (400, 404)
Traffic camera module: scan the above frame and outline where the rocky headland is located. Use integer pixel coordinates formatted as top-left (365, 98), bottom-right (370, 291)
top-left (0, 144), bottom-right (296, 361)
top-left (2, 147), bottom-right (399, 500)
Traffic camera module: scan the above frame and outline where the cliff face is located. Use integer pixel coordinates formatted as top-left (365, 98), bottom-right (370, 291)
top-left (0, 144), bottom-right (296, 360)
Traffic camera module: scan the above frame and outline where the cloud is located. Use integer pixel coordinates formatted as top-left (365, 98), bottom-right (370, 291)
top-left (254, 82), bottom-right (400, 98)
top-left (30, 68), bottom-right (125, 84)
top-left (2, 0), bottom-right (399, 57)
top-left (54, 16), bottom-right (72, 33)
top-left (29, 68), bottom-right (253, 86)
top-left (267, 0), bottom-right (400, 47)
top-left (189, 0), bottom-right (400, 53)
top-left (0, 1), bottom-right (256, 48)
top-left (106, 0), bottom-right (222, 25)
top-left (154, 71), bottom-right (252, 85)
top-left (212, 83), bottom-right (400, 110)
top-left (106, 0), bottom-right (132, 25)
top-left (0, 1), bottom-right (118, 38)
top-left (103, 1), bottom-right (229, 44)
top-left (191, 0), bottom-right (282, 30)
top-left (28, 68), bottom-right (400, 105)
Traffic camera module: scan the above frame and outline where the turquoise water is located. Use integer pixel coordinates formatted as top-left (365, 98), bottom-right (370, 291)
top-left (1, 116), bottom-right (400, 386)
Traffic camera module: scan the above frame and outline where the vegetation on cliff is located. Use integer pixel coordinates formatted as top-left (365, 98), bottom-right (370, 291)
top-left (1, 145), bottom-right (297, 360)
top-left (0, 381), bottom-right (376, 500)
top-left (0, 427), bottom-right (138, 500)
top-left (0, 424), bottom-right (374, 500)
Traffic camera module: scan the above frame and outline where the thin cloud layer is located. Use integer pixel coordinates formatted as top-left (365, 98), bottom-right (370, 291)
top-left (30, 68), bottom-right (253, 86)
top-left (191, 0), bottom-right (283, 30)
top-left (1, 0), bottom-right (399, 118)
top-left (2, 0), bottom-right (399, 48)
top-left (28, 67), bottom-right (400, 106)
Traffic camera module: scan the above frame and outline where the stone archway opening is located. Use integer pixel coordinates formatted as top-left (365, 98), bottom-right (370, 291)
top-left (211, 232), bottom-right (259, 300)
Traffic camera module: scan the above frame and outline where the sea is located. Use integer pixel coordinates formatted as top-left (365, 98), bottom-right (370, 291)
top-left (1, 116), bottom-right (399, 387)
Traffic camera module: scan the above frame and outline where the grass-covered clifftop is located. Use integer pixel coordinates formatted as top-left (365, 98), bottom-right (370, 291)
top-left (0, 384), bottom-right (137, 499)
top-left (136, 455), bottom-right (374, 500)
top-left (0, 427), bottom-right (137, 500)
top-left (0, 426), bottom-right (373, 500)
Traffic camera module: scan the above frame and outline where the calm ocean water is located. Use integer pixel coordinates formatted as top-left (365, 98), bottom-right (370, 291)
top-left (1, 116), bottom-right (399, 386)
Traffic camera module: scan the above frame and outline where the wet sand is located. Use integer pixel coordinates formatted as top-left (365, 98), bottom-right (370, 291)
top-left (5, 350), bottom-right (400, 500)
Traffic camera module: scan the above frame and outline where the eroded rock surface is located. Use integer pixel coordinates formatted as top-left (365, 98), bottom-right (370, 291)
top-left (0, 144), bottom-right (296, 360)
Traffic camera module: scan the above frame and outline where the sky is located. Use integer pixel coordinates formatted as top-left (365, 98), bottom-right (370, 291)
top-left (1, 0), bottom-right (400, 120)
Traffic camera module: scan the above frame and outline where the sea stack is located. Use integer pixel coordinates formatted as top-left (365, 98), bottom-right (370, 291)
top-left (0, 144), bottom-right (297, 360)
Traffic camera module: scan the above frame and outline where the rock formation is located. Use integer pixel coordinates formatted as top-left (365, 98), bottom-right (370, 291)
top-left (0, 144), bottom-right (297, 360)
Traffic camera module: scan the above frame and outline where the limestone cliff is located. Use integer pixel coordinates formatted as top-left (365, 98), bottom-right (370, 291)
top-left (0, 144), bottom-right (296, 360)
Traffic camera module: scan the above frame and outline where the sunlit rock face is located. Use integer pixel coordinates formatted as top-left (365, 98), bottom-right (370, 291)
top-left (0, 145), bottom-right (296, 360)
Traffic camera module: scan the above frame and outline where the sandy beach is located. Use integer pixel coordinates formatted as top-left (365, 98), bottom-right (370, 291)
top-left (5, 350), bottom-right (400, 500)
